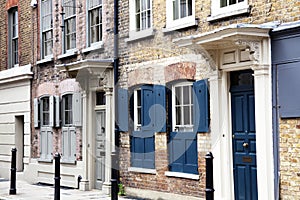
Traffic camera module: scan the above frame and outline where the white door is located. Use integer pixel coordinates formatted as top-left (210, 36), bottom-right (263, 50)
top-left (95, 110), bottom-right (106, 189)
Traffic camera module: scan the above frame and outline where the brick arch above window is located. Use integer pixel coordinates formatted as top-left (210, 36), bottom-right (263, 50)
top-left (164, 62), bottom-right (196, 83)
top-left (59, 79), bottom-right (81, 94)
top-left (6, 0), bottom-right (19, 10)
top-left (36, 82), bottom-right (56, 97)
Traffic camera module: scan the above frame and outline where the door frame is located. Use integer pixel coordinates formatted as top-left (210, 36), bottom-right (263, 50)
top-left (209, 64), bottom-right (275, 199)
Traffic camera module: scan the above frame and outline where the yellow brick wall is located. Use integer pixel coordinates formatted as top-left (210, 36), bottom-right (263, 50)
top-left (279, 119), bottom-right (300, 199)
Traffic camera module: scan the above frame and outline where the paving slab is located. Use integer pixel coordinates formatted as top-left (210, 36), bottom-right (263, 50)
top-left (0, 180), bottom-right (141, 200)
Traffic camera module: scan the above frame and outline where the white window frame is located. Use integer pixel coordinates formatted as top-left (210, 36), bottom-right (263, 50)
top-left (8, 7), bottom-right (19, 68)
top-left (128, 0), bottom-right (153, 41)
top-left (165, 0), bottom-right (196, 32)
top-left (208, 0), bottom-right (249, 21)
top-left (133, 88), bottom-right (142, 131)
top-left (172, 82), bottom-right (194, 132)
top-left (62, 93), bottom-right (73, 126)
top-left (63, 0), bottom-right (76, 52)
top-left (87, 0), bottom-right (102, 47)
top-left (40, 0), bottom-right (53, 59)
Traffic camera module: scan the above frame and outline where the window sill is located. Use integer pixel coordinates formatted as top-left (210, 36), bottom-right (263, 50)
top-left (57, 49), bottom-right (78, 60)
top-left (37, 56), bottom-right (54, 65)
top-left (82, 42), bottom-right (104, 53)
top-left (125, 28), bottom-right (155, 42)
top-left (165, 171), bottom-right (199, 180)
top-left (207, 5), bottom-right (251, 22)
top-left (128, 167), bottom-right (156, 174)
top-left (61, 159), bottom-right (76, 165)
top-left (37, 158), bottom-right (53, 163)
top-left (163, 18), bottom-right (198, 33)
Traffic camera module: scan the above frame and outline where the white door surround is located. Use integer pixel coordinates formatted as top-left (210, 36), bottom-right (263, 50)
top-left (174, 25), bottom-right (275, 200)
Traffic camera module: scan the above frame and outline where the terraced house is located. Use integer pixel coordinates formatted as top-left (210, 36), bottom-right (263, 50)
top-left (0, 0), bottom-right (33, 181)
top-left (24, 0), bottom-right (117, 193)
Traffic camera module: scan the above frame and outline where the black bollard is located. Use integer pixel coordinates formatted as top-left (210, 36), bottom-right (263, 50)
top-left (111, 152), bottom-right (118, 200)
top-left (54, 153), bottom-right (61, 200)
top-left (111, 179), bottom-right (118, 200)
top-left (9, 148), bottom-right (17, 195)
top-left (205, 152), bottom-right (214, 200)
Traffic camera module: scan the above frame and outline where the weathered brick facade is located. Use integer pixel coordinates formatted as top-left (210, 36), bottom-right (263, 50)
top-left (118, 0), bottom-right (300, 199)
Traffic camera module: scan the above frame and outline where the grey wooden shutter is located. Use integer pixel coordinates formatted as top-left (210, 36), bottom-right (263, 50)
top-left (70, 127), bottom-right (76, 161)
top-left (34, 98), bottom-right (39, 128)
top-left (62, 127), bottom-right (69, 161)
top-left (46, 128), bottom-right (53, 160)
top-left (49, 96), bottom-right (54, 127)
top-left (40, 129), bottom-right (47, 160)
top-left (73, 93), bottom-right (82, 126)
top-left (117, 88), bottom-right (128, 132)
top-left (55, 95), bottom-right (60, 127)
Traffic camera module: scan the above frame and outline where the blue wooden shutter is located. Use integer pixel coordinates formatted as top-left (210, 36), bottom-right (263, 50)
top-left (154, 85), bottom-right (166, 132)
top-left (193, 79), bottom-right (209, 133)
top-left (169, 132), bottom-right (198, 174)
top-left (118, 88), bottom-right (128, 132)
top-left (131, 85), bottom-right (155, 169)
top-left (141, 85), bottom-right (155, 131)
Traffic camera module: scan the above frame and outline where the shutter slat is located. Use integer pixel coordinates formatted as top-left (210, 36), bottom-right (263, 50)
top-left (47, 129), bottom-right (53, 160)
top-left (141, 85), bottom-right (155, 131)
top-left (70, 127), bottom-right (76, 161)
top-left (62, 127), bottom-right (69, 160)
top-left (55, 95), bottom-right (60, 127)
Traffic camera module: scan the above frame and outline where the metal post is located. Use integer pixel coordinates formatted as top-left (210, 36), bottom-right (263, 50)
top-left (205, 152), bottom-right (214, 200)
top-left (9, 148), bottom-right (17, 195)
top-left (111, 152), bottom-right (118, 200)
top-left (54, 153), bottom-right (60, 200)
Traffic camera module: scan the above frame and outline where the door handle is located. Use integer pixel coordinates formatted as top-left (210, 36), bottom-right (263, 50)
top-left (243, 142), bottom-right (249, 148)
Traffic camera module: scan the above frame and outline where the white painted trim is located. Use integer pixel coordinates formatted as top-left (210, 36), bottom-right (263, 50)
top-left (165, 0), bottom-right (196, 31)
top-left (208, 5), bottom-right (250, 22)
top-left (82, 42), bottom-right (104, 53)
top-left (57, 49), bottom-right (78, 59)
top-left (165, 171), bottom-right (199, 180)
top-left (37, 56), bottom-right (54, 65)
top-left (127, 28), bottom-right (154, 42)
top-left (128, 167), bottom-right (156, 174)
top-left (210, 0), bottom-right (249, 19)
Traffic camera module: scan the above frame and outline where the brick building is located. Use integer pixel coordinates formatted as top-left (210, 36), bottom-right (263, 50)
top-left (23, 0), bottom-right (117, 193)
top-left (0, 0), bottom-right (33, 180)
top-left (117, 0), bottom-right (300, 199)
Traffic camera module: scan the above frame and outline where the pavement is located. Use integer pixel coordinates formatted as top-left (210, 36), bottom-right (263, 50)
top-left (0, 179), bottom-right (141, 200)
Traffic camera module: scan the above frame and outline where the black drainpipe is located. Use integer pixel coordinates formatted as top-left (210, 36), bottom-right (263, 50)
top-left (111, 0), bottom-right (119, 198)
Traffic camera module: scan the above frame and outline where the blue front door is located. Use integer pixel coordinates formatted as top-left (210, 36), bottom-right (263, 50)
top-left (231, 70), bottom-right (257, 200)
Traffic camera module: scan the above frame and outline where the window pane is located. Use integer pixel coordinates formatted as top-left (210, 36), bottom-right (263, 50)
top-left (175, 87), bottom-right (181, 105)
top-left (65, 17), bottom-right (76, 50)
top-left (183, 85), bottom-right (190, 105)
top-left (229, 0), bottom-right (236, 5)
top-left (89, 7), bottom-right (102, 43)
top-left (183, 106), bottom-right (190, 125)
top-left (135, 0), bottom-right (140, 12)
top-left (187, 0), bottom-right (192, 16)
top-left (42, 97), bottom-right (50, 126)
top-left (141, 12), bottom-right (147, 30)
top-left (220, 0), bottom-right (227, 7)
top-left (96, 91), bottom-right (106, 105)
top-left (63, 95), bottom-right (73, 125)
top-left (137, 107), bottom-right (141, 124)
top-left (147, 10), bottom-right (151, 28)
top-left (180, 0), bottom-right (187, 18)
top-left (176, 106), bottom-right (181, 125)
top-left (173, 0), bottom-right (179, 20)
top-left (137, 90), bottom-right (141, 106)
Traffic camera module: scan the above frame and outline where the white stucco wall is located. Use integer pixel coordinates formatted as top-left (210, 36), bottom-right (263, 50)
top-left (0, 65), bottom-right (32, 179)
